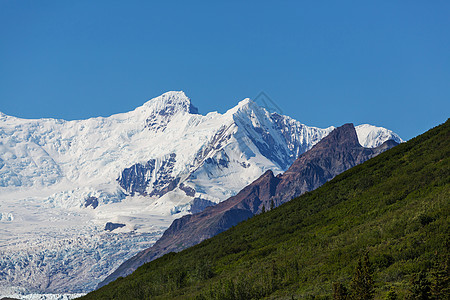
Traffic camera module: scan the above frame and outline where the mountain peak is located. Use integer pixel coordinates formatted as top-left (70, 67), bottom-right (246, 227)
top-left (313, 123), bottom-right (360, 149)
top-left (224, 98), bottom-right (272, 122)
top-left (237, 98), bottom-right (253, 107)
top-left (224, 98), bottom-right (256, 115)
top-left (142, 91), bottom-right (199, 115)
top-left (355, 124), bottom-right (403, 147)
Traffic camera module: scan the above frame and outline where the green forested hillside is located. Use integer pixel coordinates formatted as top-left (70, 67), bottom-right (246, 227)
top-left (81, 120), bottom-right (449, 299)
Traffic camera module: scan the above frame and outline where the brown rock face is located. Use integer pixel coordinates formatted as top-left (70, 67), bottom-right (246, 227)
top-left (98, 123), bottom-right (398, 288)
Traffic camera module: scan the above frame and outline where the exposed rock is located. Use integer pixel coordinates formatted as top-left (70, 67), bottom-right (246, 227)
top-left (117, 160), bottom-right (156, 196)
top-left (189, 198), bottom-right (216, 214)
top-left (104, 222), bottom-right (126, 232)
top-left (179, 183), bottom-right (196, 197)
top-left (191, 125), bottom-right (233, 168)
top-left (117, 153), bottom-right (179, 197)
top-left (269, 123), bottom-right (394, 208)
top-left (84, 196), bottom-right (99, 209)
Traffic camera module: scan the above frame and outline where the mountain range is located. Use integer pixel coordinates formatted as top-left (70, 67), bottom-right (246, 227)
top-left (82, 119), bottom-right (449, 300)
top-left (0, 91), bottom-right (402, 294)
top-left (99, 123), bottom-right (398, 287)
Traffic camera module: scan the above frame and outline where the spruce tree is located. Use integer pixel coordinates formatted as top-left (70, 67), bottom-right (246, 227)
top-left (333, 282), bottom-right (349, 299)
top-left (270, 199), bottom-right (275, 210)
top-left (385, 289), bottom-right (398, 300)
top-left (350, 252), bottom-right (374, 299)
top-left (408, 271), bottom-right (431, 300)
top-left (430, 252), bottom-right (449, 299)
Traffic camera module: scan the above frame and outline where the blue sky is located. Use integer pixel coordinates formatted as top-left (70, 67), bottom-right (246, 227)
top-left (1, 1), bottom-right (449, 140)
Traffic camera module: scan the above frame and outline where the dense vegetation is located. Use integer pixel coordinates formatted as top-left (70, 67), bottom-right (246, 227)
top-left (81, 120), bottom-right (449, 299)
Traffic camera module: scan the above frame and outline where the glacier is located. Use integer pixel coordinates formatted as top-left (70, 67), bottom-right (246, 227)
top-left (0, 91), bottom-right (403, 295)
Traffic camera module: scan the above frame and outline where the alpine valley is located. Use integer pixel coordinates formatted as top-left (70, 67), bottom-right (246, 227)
top-left (0, 91), bottom-right (402, 296)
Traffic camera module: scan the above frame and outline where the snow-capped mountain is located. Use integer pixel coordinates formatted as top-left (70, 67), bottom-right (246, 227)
top-left (0, 91), bottom-right (403, 294)
top-left (100, 123), bottom-right (400, 288)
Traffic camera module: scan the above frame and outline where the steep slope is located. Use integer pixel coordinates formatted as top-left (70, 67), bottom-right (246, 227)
top-left (99, 124), bottom-right (398, 287)
top-left (82, 119), bottom-right (449, 299)
top-left (0, 91), bottom-right (402, 294)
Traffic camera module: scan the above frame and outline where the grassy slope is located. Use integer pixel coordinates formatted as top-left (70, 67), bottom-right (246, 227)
top-left (82, 120), bottom-right (449, 299)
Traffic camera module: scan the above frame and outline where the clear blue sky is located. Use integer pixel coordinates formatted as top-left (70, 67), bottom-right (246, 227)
top-left (1, 1), bottom-right (449, 140)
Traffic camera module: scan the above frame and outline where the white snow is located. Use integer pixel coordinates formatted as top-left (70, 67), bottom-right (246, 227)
top-left (356, 124), bottom-right (403, 148)
top-left (0, 91), bottom-right (402, 294)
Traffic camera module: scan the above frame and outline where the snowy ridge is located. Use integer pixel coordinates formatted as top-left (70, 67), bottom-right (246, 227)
top-left (0, 91), bottom-right (402, 294)
top-left (355, 124), bottom-right (403, 147)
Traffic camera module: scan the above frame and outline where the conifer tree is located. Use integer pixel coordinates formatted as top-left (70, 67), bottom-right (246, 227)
top-left (430, 252), bottom-right (449, 299)
top-left (270, 199), bottom-right (275, 210)
top-left (385, 289), bottom-right (398, 300)
top-left (261, 204), bottom-right (266, 213)
top-left (350, 252), bottom-right (374, 299)
top-left (333, 282), bottom-right (349, 299)
top-left (408, 270), bottom-right (431, 300)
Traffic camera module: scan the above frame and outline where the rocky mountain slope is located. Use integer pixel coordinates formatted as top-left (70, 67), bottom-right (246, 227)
top-left (82, 119), bottom-right (449, 300)
top-left (0, 91), bottom-right (402, 294)
top-left (99, 123), bottom-right (398, 287)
